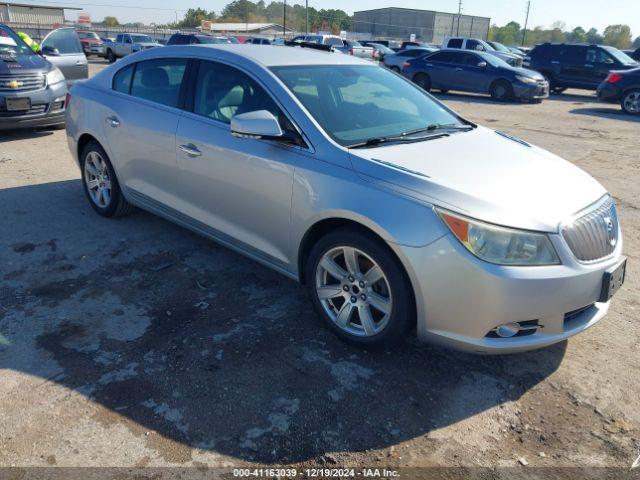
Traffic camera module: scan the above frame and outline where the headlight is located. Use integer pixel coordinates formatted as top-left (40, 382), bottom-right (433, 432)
top-left (46, 67), bottom-right (65, 86)
top-left (436, 209), bottom-right (560, 266)
top-left (516, 75), bottom-right (538, 85)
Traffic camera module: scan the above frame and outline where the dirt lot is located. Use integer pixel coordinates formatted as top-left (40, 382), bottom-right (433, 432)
top-left (1, 59), bottom-right (639, 477)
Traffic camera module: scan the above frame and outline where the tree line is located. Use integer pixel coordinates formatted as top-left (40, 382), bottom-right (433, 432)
top-left (490, 21), bottom-right (639, 49)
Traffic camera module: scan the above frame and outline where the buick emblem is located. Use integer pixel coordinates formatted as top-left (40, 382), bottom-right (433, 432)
top-left (603, 216), bottom-right (617, 247)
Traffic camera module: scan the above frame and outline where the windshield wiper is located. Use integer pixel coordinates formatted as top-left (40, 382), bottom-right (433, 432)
top-left (347, 123), bottom-right (474, 149)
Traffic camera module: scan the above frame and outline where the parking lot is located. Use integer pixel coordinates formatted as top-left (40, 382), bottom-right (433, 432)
top-left (1, 58), bottom-right (639, 473)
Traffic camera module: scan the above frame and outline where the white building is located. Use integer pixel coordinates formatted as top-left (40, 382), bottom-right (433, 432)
top-left (204, 22), bottom-right (294, 36)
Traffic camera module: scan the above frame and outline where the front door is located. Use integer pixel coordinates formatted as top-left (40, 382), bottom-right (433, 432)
top-left (174, 60), bottom-right (305, 269)
top-left (41, 28), bottom-right (88, 82)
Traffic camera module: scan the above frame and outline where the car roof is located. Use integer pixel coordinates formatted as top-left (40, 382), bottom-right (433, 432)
top-left (149, 44), bottom-right (371, 67)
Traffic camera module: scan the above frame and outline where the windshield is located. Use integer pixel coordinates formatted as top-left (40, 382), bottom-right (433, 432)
top-left (78, 32), bottom-right (99, 40)
top-left (131, 35), bottom-right (153, 43)
top-left (371, 44), bottom-right (395, 55)
top-left (198, 36), bottom-right (224, 44)
top-left (481, 53), bottom-right (512, 68)
top-left (0, 25), bottom-right (34, 56)
top-left (603, 46), bottom-right (637, 65)
top-left (271, 65), bottom-right (463, 146)
top-left (490, 41), bottom-right (510, 53)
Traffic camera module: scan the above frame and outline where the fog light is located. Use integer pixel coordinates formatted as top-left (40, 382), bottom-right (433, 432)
top-left (495, 323), bottom-right (521, 338)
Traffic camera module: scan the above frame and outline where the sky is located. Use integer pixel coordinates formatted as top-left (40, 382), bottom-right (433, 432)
top-left (38, 0), bottom-right (640, 37)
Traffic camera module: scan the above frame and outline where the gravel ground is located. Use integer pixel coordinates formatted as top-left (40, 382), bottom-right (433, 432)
top-left (0, 59), bottom-right (639, 477)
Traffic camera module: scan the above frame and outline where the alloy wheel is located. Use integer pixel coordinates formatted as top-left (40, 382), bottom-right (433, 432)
top-left (315, 246), bottom-right (393, 338)
top-left (623, 91), bottom-right (640, 114)
top-left (84, 151), bottom-right (112, 209)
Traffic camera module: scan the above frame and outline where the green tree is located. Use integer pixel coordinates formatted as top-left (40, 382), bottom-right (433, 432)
top-left (103, 16), bottom-right (119, 27)
top-left (567, 26), bottom-right (587, 43)
top-left (586, 28), bottom-right (603, 44)
top-left (177, 8), bottom-right (216, 28)
top-left (602, 24), bottom-right (632, 49)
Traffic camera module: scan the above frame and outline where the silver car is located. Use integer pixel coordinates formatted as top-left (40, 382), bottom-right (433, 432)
top-left (65, 45), bottom-right (626, 354)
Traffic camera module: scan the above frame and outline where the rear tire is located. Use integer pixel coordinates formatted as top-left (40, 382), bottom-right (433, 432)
top-left (107, 49), bottom-right (116, 64)
top-left (621, 89), bottom-right (640, 115)
top-left (490, 79), bottom-right (514, 101)
top-left (390, 66), bottom-right (400, 73)
top-left (306, 228), bottom-right (414, 348)
top-left (413, 73), bottom-right (431, 92)
top-left (80, 141), bottom-right (134, 218)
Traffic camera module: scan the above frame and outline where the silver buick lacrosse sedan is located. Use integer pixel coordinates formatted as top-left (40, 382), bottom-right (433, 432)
top-left (65, 45), bottom-right (626, 353)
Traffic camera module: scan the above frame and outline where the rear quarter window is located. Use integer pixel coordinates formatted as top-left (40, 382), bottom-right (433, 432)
top-left (447, 39), bottom-right (463, 49)
top-left (113, 64), bottom-right (134, 93)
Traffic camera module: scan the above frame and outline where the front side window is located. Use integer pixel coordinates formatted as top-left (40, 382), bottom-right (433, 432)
top-left (42, 28), bottom-right (83, 54)
top-left (193, 61), bottom-right (287, 128)
top-left (272, 65), bottom-right (463, 146)
top-left (325, 37), bottom-right (344, 47)
top-left (130, 59), bottom-right (187, 107)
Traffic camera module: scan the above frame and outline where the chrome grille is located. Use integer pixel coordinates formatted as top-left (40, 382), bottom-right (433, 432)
top-left (0, 73), bottom-right (46, 92)
top-left (562, 197), bottom-right (619, 262)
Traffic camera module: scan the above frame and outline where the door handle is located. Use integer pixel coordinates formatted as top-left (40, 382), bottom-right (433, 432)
top-left (75, 61), bottom-right (84, 65)
top-left (426, 63), bottom-right (433, 67)
top-left (179, 144), bottom-right (202, 157)
top-left (585, 64), bottom-right (594, 68)
top-left (106, 116), bottom-right (120, 128)
top-left (455, 67), bottom-right (463, 71)
top-left (551, 60), bottom-right (560, 64)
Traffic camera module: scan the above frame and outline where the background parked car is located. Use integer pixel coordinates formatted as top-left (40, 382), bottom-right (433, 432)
top-left (366, 42), bottom-right (396, 61)
top-left (105, 33), bottom-right (162, 63)
top-left (167, 33), bottom-right (230, 45)
top-left (404, 49), bottom-right (549, 102)
top-left (442, 36), bottom-right (523, 67)
top-left (488, 40), bottom-right (524, 58)
top-left (0, 23), bottom-right (69, 130)
top-left (524, 43), bottom-right (639, 93)
top-left (383, 47), bottom-right (437, 72)
top-left (597, 67), bottom-right (640, 115)
top-left (77, 30), bottom-right (106, 58)
top-left (40, 27), bottom-right (88, 84)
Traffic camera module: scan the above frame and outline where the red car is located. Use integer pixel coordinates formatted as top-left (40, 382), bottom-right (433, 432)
top-left (77, 30), bottom-right (106, 58)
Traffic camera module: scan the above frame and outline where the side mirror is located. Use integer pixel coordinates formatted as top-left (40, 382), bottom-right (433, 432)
top-left (604, 58), bottom-right (614, 64)
top-left (41, 45), bottom-right (60, 56)
top-left (231, 110), bottom-right (283, 140)
top-left (478, 61), bottom-right (487, 68)
top-left (475, 45), bottom-right (484, 51)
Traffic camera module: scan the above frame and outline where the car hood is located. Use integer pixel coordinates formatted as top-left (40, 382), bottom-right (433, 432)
top-left (510, 67), bottom-right (544, 79)
top-left (348, 126), bottom-right (606, 232)
top-left (0, 52), bottom-right (50, 74)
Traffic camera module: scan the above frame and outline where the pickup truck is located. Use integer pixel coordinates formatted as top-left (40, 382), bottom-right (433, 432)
top-left (291, 35), bottom-right (374, 60)
top-left (105, 33), bottom-right (162, 63)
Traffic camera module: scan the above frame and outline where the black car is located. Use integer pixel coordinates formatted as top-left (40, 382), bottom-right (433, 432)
top-left (631, 48), bottom-right (640, 61)
top-left (524, 43), bottom-right (639, 93)
top-left (167, 34), bottom-right (228, 45)
top-left (403, 49), bottom-right (549, 102)
top-left (597, 67), bottom-right (640, 115)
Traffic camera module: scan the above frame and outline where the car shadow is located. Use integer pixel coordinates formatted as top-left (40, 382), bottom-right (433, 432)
top-left (0, 128), bottom-right (57, 142)
top-left (0, 179), bottom-right (567, 464)
top-left (570, 107), bottom-right (640, 122)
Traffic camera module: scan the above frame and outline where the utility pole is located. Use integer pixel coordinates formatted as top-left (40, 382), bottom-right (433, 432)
top-left (456, 0), bottom-right (462, 36)
top-left (305, 0), bottom-right (309, 35)
top-left (283, 0), bottom-right (286, 37)
top-left (522, 1), bottom-right (531, 47)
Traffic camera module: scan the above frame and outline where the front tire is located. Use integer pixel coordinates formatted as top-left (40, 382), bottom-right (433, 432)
top-left (621, 89), bottom-right (640, 115)
top-left (81, 141), bottom-right (134, 218)
top-left (107, 49), bottom-right (116, 63)
top-left (306, 228), bottom-right (414, 347)
top-left (413, 73), bottom-right (431, 92)
top-left (490, 79), bottom-right (514, 101)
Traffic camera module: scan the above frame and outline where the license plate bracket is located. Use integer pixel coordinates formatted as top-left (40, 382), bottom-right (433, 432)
top-left (6, 97), bottom-right (31, 111)
top-left (599, 258), bottom-right (627, 303)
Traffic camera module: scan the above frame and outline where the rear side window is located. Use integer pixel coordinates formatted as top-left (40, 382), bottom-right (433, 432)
top-left (401, 49), bottom-right (425, 58)
top-left (168, 35), bottom-right (188, 45)
top-left (531, 44), bottom-right (558, 60)
top-left (447, 38), bottom-right (463, 49)
top-left (560, 46), bottom-right (586, 63)
top-left (466, 39), bottom-right (484, 51)
top-left (130, 59), bottom-right (187, 108)
top-left (113, 64), bottom-right (134, 93)
top-left (428, 52), bottom-right (456, 63)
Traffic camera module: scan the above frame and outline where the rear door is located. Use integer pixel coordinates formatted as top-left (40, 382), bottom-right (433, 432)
top-left (422, 51), bottom-right (461, 90)
top-left (103, 58), bottom-right (189, 207)
top-left (41, 28), bottom-right (88, 82)
top-left (557, 46), bottom-right (587, 87)
top-left (458, 52), bottom-right (491, 92)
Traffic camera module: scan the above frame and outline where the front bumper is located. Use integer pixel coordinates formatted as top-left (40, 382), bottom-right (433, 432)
top-left (0, 82), bottom-right (67, 130)
top-left (597, 82), bottom-right (621, 103)
top-left (398, 230), bottom-right (624, 354)
top-left (513, 80), bottom-right (549, 100)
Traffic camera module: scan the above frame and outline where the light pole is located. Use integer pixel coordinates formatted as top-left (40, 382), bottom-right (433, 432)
top-left (522, 1), bottom-right (531, 47)
top-left (306, 0), bottom-right (309, 35)
top-left (283, 0), bottom-right (286, 37)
